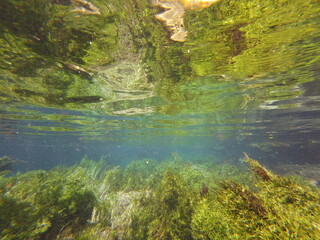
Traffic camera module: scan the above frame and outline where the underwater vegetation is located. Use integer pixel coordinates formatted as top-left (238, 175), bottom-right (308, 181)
top-left (0, 153), bottom-right (319, 239)
top-left (0, 164), bottom-right (96, 240)
top-left (0, 155), bottom-right (25, 176)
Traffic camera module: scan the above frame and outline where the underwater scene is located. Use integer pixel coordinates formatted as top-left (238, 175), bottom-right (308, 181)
top-left (0, 0), bottom-right (320, 239)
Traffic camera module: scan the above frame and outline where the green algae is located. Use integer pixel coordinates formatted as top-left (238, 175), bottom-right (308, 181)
top-left (0, 155), bottom-right (25, 175)
top-left (1, 154), bottom-right (319, 239)
top-left (0, 167), bottom-right (96, 239)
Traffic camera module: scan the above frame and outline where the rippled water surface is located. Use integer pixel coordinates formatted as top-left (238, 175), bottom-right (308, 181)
top-left (1, 0), bottom-right (320, 176)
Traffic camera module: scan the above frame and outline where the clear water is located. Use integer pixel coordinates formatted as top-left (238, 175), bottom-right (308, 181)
top-left (1, 1), bottom-right (320, 239)
top-left (0, 0), bottom-right (320, 180)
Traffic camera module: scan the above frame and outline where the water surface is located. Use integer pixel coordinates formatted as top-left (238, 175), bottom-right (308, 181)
top-left (1, 0), bottom-right (320, 178)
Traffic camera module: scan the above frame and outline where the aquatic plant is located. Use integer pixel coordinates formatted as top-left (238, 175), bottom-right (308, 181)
top-left (0, 155), bottom-right (25, 175)
top-left (123, 159), bottom-right (158, 191)
top-left (149, 171), bottom-right (194, 240)
top-left (192, 154), bottom-right (320, 239)
top-left (1, 154), bottom-right (319, 239)
top-left (0, 167), bottom-right (96, 239)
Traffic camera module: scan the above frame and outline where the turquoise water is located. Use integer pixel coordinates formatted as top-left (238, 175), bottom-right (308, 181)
top-left (1, 1), bottom-right (320, 239)
top-left (0, 0), bottom-right (320, 173)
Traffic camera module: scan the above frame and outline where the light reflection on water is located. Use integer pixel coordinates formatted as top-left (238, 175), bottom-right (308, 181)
top-left (0, 0), bottom-right (319, 177)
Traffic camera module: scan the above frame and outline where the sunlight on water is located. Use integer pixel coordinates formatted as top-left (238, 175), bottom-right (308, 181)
top-left (1, 1), bottom-right (320, 239)
top-left (1, 0), bottom-right (320, 166)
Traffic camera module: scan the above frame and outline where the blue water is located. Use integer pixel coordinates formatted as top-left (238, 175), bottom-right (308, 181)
top-left (0, 0), bottom-right (320, 181)
top-left (1, 110), bottom-right (319, 172)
